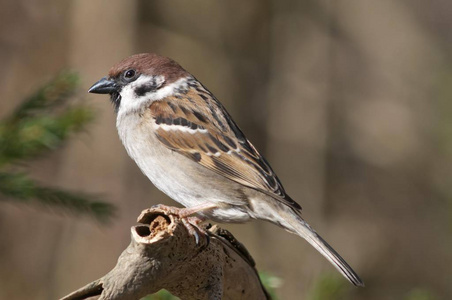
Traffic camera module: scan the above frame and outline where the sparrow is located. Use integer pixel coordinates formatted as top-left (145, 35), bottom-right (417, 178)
top-left (88, 53), bottom-right (364, 286)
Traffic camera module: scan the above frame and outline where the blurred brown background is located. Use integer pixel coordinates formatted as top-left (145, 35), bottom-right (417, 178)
top-left (1, 1), bottom-right (452, 299)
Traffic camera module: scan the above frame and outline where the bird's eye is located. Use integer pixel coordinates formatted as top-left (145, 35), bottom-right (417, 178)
top-left (124, 69), bottom-right (136, 80)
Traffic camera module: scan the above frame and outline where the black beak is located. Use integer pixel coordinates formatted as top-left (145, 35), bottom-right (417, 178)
top-left (88, 77), bottom-right (118, 94)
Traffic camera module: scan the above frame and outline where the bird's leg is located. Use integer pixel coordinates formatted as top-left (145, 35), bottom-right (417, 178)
top-left (151, 203), bottom-right (216, 218)
top-left (151, 204), bottom-right (183, 216)
top-left (151, 203), bottom-right (217, 246)
top-left (179, 203), bottom-right (217, 218)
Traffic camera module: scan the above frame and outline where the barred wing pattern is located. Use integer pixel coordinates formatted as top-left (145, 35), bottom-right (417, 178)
top-left (149, 78), bottom-right (301, 211)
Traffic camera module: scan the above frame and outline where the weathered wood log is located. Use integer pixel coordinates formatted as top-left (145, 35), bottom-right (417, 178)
top-left (60, 206), bottom-right (270, 300)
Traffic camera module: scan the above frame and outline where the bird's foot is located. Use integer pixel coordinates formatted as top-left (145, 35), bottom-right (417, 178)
top-left (150, 204), bottom-right (210, 247)
top-left (181, 217), bottom-right (210, 247)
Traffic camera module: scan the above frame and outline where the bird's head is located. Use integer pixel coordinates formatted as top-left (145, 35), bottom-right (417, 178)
top-left (88, 53), bottom-right (190, 114)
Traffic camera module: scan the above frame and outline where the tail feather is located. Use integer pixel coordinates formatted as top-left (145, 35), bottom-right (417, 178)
top-left (292, 219), bottom-right (364, 286)
top-left (249, 199), bottom-right (364, 286)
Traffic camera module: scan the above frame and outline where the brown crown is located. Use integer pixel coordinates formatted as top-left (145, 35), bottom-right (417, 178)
top-left (108, 53), bottom-right (190, 84)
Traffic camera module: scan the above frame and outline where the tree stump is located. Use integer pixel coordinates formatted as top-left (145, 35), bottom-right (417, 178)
top-left (60, 206), bottom-right (270, 300)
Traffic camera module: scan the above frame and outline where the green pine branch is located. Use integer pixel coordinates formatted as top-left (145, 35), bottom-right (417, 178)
top-left (11, 71), bottom-right (79, 121)
top-left (0, 105), bottom-right (95, 166)
top-left (0, 172), bottom-right (114, 223)
top-left (0, 71), bottom-right (115, 222)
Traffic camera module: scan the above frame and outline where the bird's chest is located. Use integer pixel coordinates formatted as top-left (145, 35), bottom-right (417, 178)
top-left (116, 113), bottom-right (194, 199)
top-left (117, 113), bottom-right (167, 173)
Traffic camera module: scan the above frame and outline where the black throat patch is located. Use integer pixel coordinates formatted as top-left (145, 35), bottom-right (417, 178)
top-left (110, 92), bottom-right (121, 113)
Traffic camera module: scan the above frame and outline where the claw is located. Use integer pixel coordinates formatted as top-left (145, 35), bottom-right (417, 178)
top-left (147, 205), bottom-right (210, 247)
top-left (194, 231), bottom-right (200, 245)
top-left (181, 218), bottom-right (209, 247)
top-left (205, 232), bottom-right (210, 247)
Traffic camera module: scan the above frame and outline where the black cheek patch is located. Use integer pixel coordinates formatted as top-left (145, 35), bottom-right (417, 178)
top-left (134, 82), bottom-right (158, 97)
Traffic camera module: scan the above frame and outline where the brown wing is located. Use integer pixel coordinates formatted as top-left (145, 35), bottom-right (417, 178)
top-left (149, 78), bottom-right (301, 210)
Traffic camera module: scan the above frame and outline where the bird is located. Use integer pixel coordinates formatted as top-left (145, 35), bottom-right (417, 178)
top-left (88, 53), bottom-right (364, 287)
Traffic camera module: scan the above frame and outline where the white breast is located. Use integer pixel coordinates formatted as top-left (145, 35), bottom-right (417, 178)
top-left (116, 112), bottom-right (214, 206)
top-left (115, 95), bottom-right (251, 223)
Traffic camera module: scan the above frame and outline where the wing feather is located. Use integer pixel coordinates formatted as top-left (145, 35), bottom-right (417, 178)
top-left (149, 78), bottom-right (301, 210)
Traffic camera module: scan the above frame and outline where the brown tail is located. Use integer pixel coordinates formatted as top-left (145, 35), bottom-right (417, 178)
top-left (277, 207), bottom-right (364, 286)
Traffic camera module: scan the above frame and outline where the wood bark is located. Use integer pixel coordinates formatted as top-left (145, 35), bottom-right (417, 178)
top-left (60, 207), bottom-right (269, 300)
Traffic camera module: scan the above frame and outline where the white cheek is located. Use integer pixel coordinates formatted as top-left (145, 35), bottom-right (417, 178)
top-left (118, 76), bottom-right (189, 116)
